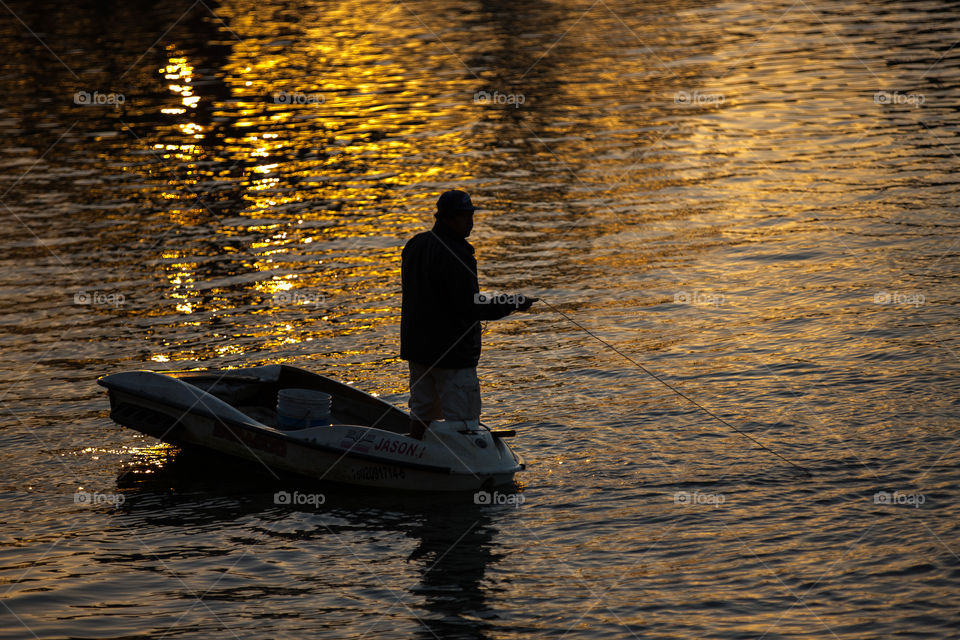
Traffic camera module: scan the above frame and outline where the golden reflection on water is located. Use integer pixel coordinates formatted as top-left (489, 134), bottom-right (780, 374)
top-left (142, 15), bottom-right (474, 368)
top-left (161, 54), bottom-right (198, 115)
top-left (119, 443), bottom-right (180, 475)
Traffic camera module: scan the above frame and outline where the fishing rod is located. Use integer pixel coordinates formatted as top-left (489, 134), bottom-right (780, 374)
top-left (535, 297), bottom-right (811, 477)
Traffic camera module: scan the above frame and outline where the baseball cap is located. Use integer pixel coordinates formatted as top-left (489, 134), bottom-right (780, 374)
top-left (436, 189), bottom-right (476, 214)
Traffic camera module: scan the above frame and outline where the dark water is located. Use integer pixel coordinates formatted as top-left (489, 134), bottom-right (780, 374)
top-left (2, 0), bottom-right (959, 637)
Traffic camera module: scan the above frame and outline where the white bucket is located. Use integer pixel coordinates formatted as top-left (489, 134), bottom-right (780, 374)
top-left (277, 388), bottom-right (331, 430)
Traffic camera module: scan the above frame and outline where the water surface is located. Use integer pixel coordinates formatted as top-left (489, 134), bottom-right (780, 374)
top-left (1, 0), bottom-right (959, 637)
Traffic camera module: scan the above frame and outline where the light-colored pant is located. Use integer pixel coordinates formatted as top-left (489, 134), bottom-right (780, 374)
top-left (408, 361), bottom-right (481, 422)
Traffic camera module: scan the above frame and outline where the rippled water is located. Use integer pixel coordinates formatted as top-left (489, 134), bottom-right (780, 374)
top-left (2, 0), bottom-right (959, 637)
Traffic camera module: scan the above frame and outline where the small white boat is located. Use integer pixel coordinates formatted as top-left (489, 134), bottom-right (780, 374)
top-left (97, 365), bottom-right (524, 491)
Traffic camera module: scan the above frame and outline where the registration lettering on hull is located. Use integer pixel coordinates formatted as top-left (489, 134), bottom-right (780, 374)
top-left (212, 422), bottom-right (288, 458)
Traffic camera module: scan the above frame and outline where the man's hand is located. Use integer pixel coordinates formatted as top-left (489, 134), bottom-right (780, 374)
top-left (516, 296), bottom-right (539, 312)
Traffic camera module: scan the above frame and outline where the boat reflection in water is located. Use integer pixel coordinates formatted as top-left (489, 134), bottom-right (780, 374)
top-left (115, 445), bottom-right (506, 639)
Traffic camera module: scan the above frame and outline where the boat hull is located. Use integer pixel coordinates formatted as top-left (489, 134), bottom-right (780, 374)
top-left (104, 374), bottom-right (522, 492)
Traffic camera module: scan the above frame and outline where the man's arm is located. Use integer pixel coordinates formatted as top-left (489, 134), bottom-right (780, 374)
top-left (431, 238), bottom-right (536, 321)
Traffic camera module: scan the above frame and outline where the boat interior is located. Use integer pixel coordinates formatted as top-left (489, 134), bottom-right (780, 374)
top-left (176, 367), bottom-right (410, 435)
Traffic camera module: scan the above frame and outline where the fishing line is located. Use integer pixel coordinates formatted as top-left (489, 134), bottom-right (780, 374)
top-left (536, 297), bottom-right (811, 476)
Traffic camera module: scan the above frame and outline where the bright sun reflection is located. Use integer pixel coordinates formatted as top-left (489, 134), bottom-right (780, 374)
top-left (140, 19), bottom-right (455, 365)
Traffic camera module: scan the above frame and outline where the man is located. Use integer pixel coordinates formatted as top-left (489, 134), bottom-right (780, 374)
top-left (400, 189), bottom-right (536, 439)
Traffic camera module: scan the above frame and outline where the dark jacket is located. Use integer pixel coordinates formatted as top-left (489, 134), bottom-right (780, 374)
top-left (400, 222), bottom-right (517, 369)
